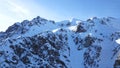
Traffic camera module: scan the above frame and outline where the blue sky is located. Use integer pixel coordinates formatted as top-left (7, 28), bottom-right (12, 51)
top-left (0, 0), bottom-right (120, 31)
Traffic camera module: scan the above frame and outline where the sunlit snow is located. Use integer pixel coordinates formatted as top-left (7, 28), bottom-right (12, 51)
top-left (116, 39), bottom-right (120, 44)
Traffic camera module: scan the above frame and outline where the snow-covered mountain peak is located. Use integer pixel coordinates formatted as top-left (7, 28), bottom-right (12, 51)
top-left (0, 16), bottom-right (120, 68)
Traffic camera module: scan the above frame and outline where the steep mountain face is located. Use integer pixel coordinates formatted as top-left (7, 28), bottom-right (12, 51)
top-left (0, 16), bottom-right (120, 68)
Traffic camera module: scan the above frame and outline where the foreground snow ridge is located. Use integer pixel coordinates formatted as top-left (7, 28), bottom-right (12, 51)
top-left (0, 16), bottom-right (120, 68)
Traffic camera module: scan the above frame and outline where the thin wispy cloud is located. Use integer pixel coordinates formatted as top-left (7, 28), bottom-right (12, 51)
top-left (0, 0), bottom-right (32, 31)
top-left (6, 0), bottom-right (30, 18)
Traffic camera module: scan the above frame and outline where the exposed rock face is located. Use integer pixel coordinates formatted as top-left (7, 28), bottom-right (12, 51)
top-left (0, 16), bottom-right (120, 68)
top-left (4, 31), bottom-right (68, 68)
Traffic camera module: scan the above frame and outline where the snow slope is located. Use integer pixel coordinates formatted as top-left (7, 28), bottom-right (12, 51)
top-left (0, 16), bottom-right (120, 68)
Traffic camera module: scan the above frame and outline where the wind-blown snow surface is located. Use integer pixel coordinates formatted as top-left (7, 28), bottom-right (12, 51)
top-left (0, 16), bottom-right (120, 68)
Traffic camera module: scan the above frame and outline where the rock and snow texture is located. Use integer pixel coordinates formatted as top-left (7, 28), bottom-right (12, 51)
top-left (0, 16), bottom-right (120, 68)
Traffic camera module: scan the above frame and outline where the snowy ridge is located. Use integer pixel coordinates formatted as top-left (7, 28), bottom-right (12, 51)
top-left (0, 16), bottom-right (120, 68)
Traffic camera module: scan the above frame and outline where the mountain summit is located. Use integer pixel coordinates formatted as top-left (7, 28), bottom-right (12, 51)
top-left (0, 16), bottom-right (120, 68)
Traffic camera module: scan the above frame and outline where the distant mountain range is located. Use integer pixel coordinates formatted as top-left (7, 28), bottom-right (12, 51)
top-left (0, 16), bottom-right (120, 68)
